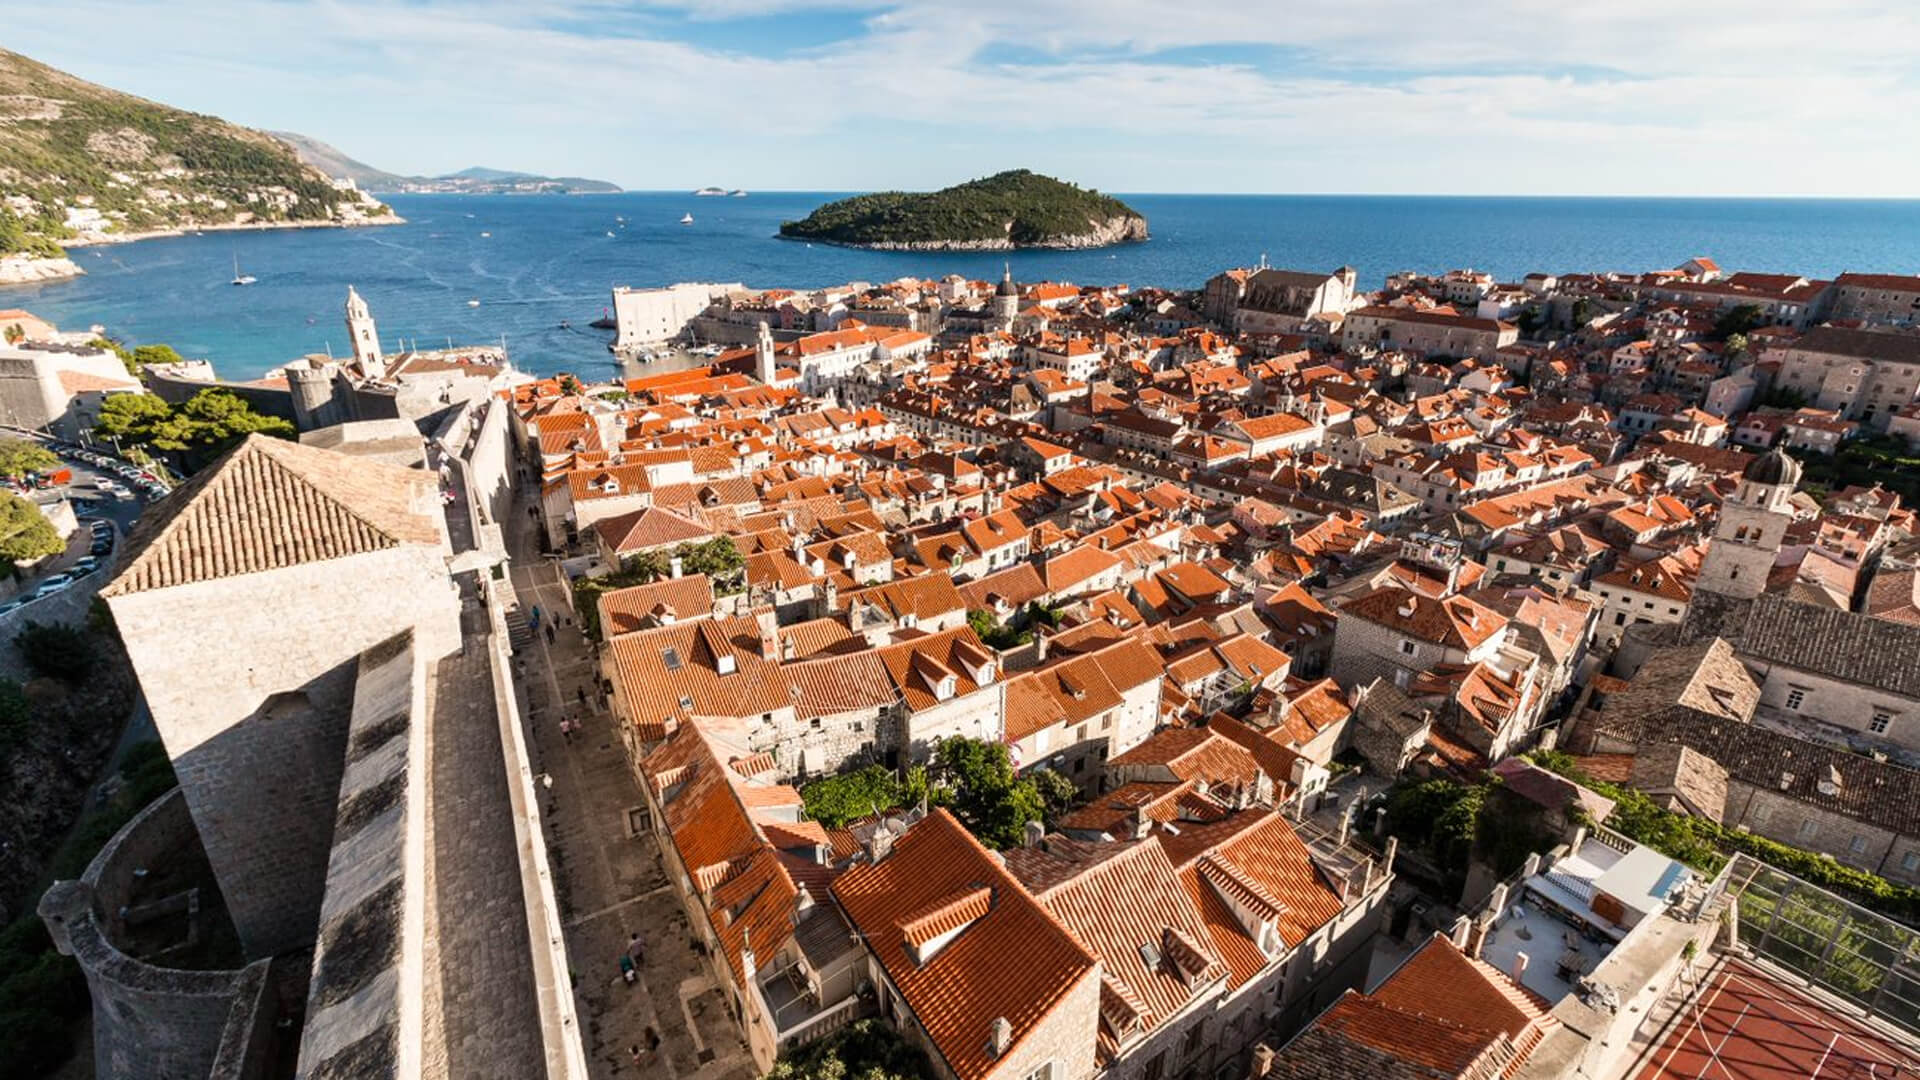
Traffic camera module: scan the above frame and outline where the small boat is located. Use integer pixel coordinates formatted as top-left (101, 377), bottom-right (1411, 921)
top-left (467, 299), bottom-right (481, 308)
top-left (680, 213), bottom-right (694, 225)
top-left (615, 215), bottom-right (626, 223)
top-left (605, 231), bottom-right (615, 237)
top-left (729, 190), bottom-right (748, 197)
top-left (230, 254), bottom-right (256, 286)
top-left (480, 231), bottom-right (492, 238)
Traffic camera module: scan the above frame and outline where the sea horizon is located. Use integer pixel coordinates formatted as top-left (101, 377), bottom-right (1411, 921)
top-left (8, 191), bottom-right (1918, 382)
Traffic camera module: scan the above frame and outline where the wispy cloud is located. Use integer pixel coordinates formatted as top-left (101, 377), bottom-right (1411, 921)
top-left (7, 0), bottom-right (1918, 195)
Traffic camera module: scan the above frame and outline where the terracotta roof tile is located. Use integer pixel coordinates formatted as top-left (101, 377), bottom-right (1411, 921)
top-left (104, 434), bottom-right (442, 597)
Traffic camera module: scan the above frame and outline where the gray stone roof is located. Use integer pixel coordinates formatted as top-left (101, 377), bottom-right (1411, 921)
top-left (1654, 712), bottom-right (1920, 836)
top-left (1739, 593), bottom-right (1920, 699)
top-left (1789, 326), bottom-right (1920, 365)
top-left (103, 434), bottom-right (443, 597)
top-left (1629, 743), bottom-right (1728, 823)
top-left (1607, 637), bottom-right (1760, 724)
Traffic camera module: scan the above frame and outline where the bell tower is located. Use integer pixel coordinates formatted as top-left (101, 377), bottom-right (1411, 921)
top-left (345, 286), bottom-right (384, 378)
top-left (1696, 447), bottom-right (1800, 601)
top-left (755, 321), bottom-right (776, 385)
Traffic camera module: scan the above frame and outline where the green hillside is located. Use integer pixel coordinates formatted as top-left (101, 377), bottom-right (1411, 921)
top-left (0, 47), bottom-right (390, 257)
top-left (779, 170), bottom-right (1146, 248)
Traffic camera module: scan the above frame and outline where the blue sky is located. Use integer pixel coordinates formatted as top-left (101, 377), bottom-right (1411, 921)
top-left (9, 1), bottom-right (1919, 196)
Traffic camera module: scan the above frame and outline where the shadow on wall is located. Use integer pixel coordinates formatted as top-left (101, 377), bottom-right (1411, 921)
top-left (167, 659), bottom-right (359, 962)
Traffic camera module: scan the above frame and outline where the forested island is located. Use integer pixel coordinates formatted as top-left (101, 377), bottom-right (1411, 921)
top-left (778, 170), bottom-right (1148, 250)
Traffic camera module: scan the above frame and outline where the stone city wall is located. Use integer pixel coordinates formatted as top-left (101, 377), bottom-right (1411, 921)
top-left (38, 789), bottom-right (277, 1080)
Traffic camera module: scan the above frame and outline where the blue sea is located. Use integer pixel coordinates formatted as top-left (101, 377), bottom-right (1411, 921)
top-left (9, 193), bottom-right (1919, 381)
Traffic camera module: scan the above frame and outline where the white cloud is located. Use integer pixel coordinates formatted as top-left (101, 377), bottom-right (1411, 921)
top-left (5, 0), bottom-right (1917, 194)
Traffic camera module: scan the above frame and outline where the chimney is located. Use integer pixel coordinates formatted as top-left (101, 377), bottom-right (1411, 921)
top-left (1512, 951), bottom-right (1529, 984)
top-left (868, 828), bottom-right (895, 863)
top-left (1449, 916), bottom-right (1472, 950)
top-left (1249, 1046), bottom-right (1276, 1079)
top-left (1023, 820), bottom-right (1045, 849)
top-left (987, 1017), bottom-right (1013, 1060)
top-left (1131, 805), bottom-right (1153, 840)
top-left (669, 556), bottom-right (684, 579)
top-left (756, 608), bottom-right (780, 660)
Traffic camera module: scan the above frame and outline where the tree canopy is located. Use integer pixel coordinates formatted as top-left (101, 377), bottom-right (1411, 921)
top-left (1714, 303), bottom-right (1768, 340)
top-left (780, 170), bottom-right (1144, 248)
top-left (767, 1019), bottom-right (932, 1080)
top-left (935, 736), bottom-right (1047, 849)
top-left (0, 439), bottom-right (59, 480)
top-left (0, 493), bottom-right (62, 573)
top-left (95, 388), bottom-right (293, 467)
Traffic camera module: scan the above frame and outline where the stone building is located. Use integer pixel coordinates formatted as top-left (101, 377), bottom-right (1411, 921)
top-left (100, 435), bottom-right (461, 957)
top-left (0, 338), bottom-right (143, 437)
top-left (1769, 326), bottom-right (1920, 432)
top-left (1226, 267), bottom-right (1357, 335)
top-left (57, 425), bottom-right (581, 1080)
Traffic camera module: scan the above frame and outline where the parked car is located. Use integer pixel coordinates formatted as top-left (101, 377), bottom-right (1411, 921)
top-left (0, 598), bottom-right (26, 616)
top-left (34, 574), bottom-right (74, 598)
top-left (71, 556), bottom-right (99, 575)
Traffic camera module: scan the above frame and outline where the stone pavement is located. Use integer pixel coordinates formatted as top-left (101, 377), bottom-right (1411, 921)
top-left (418, 580), bottom-right (547, 1079)
top-left (503, 479), bottom-right (756, 1080)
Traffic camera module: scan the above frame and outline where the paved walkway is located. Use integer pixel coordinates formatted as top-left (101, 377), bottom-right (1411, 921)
top-left (503, 476), bottom-right (755, 1080)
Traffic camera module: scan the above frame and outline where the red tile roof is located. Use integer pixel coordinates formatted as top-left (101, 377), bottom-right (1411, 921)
top-left (831, 811), bottom-right (1097, 1080)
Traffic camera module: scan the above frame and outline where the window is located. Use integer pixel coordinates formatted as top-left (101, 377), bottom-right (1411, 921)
top-left (1850, 835), bottom-right (1869, 855)
top-left (1399, 639), bottom-right (1416, 656)
top-left (1183, 1023), bottom-right (1206, 1059)
top-left (1797, 819), bottom-right (1819, 842)
top-left (1023, 1065), bottom-right (1054, 1080)
top-left (1785, 688), bottom-right (1806, 711)
top-left (1142, 1054), bottom-right (1165, 1080)
top-left (1902, 852), bottom-right (1919, 873)
top-left (1871, 711), bottom-right (1893, 734)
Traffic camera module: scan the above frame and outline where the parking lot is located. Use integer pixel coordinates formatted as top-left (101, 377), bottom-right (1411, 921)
top-left (0, 431), bottom-right (170, 616)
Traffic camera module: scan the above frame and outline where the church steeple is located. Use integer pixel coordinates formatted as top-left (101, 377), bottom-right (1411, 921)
top-left (1696, 447), bottom-right (1800, 602)
top-left (993, 263), bottom-right (1019, 324)
top-left (345, 286), bottom-right (384, 378)
top-left (755, 321), bottom-right (776, 385)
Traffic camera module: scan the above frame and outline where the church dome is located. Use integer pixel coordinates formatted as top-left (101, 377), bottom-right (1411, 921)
top-left (1744, 446), bottom-right (1801, 488)
top-left (995, 271), bottom-right (1019, 298)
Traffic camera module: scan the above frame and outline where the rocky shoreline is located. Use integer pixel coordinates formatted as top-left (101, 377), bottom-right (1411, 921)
top-left (0, 255), bottom-right (84, 285)
top-left (785, 213), bottom-right (1150, 252)
top-left (0, 214), bottom-right (406, 287)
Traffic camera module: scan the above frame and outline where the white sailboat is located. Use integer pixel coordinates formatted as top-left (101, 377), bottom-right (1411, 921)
top-left (679, 213), bottom-right (694, 225)
top-left (230, 254), bottom-right (256, 286)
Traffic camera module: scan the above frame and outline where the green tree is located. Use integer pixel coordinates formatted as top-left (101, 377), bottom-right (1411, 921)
top-left (14, 621), bottom-right (97, 683)
top-left (1714, 304), bottom-right (1767, 340)
top-left (130, 343), bottom-right (183, 371)
top-left (802, 765), bottom-right (905, 829)
top-left (0, 493), bottom-right (62, 574)
top-left (676, 536), bottom-right (745, 592)
top-left (766, 1019), bottom-right (932, 1080)
top-left (0, 439), bottom-right (59, 480)
top-left (2, 322), bottom-right (22, 345)
top-left (1030, 768), bottom-right (1080, 826)
top-left (88, 336), bottom-right (141, 377)
top-left (1723, 332), bottom-right (1749, 361)
top-left (95, 389), bottom-right (291, 465)
top-left (173, 388), bottom-right (295, 451)
top-left (935, 736), bottom-right (1045, 849)
top-left (94, 391), bottom-right (173, 445)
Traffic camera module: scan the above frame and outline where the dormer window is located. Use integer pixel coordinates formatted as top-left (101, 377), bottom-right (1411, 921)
top-left (936, 674), bottom-right (957, 701)
top-left (716, 653), bottom-right (738, 676)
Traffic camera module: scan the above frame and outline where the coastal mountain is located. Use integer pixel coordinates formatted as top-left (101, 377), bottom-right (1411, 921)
top-left (273, 132), bottom-right (621, 195)
top-left (779, 170), bottom-right (1147, 250)
top-left (0, 46), bottom-right (392, 266)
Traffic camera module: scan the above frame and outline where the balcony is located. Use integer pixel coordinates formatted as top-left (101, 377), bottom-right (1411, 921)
top-left (755, 903), bottom-right (876, 1055)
